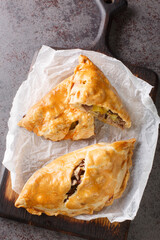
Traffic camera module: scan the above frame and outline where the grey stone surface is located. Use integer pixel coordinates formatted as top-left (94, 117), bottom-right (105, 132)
top-left (0, 0), bottom-right (159, 239)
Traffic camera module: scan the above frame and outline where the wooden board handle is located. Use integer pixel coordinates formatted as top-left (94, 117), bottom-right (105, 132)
top-left (91, 0), bottom-right (128, 55)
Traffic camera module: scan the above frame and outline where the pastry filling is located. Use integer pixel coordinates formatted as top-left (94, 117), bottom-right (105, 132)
top-left (82, 104), bottom-right (125, 128)
top-left (69, 121), bottom-right (79, 130)
top-left (64, 159), bottom-right (85, 202)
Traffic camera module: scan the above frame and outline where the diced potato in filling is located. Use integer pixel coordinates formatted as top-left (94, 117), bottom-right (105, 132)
top-left (92, 105), bottom-right (107, 114)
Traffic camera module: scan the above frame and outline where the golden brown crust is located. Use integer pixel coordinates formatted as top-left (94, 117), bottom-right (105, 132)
top-left (18, 76), bottom-right (94, 141)
top-left (15, 138), bottom-right (136, 217)
top-left (69, 55), bottom-right (131, 128)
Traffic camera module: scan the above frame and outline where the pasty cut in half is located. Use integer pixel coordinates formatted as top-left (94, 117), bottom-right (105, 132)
top-left (69, 55), bottom-right (131, 129)
top-left (18, 77), bottom-right (94, 141)
top-left (15, 138), bottom-right (136, 217)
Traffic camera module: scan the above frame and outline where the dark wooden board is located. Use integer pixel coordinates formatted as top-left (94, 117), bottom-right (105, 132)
top-left (0, 0), bottom-right (159, 239)
top-left (0, 170), bottom-right (131, 240)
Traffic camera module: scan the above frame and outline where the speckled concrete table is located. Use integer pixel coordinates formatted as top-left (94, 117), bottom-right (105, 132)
top-left (0, 0), bottom-right (159, 239)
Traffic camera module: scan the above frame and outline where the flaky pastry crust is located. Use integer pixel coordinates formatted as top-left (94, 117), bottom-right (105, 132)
top-left (69, 55), bottom-right (131, 128)
top-left (18, 77), bottom-right (94, 141)
top-left (15, 138), bottom-right (136, 217)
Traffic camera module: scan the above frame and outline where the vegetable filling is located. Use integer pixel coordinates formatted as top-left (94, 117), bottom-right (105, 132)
top-left (82, 104), bottom-right (125, 128)
top-left (64, 159), bottom-right (85, 202)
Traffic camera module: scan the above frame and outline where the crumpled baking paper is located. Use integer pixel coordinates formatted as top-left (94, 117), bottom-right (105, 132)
top-left (3, 45), bottom-right (160, 222)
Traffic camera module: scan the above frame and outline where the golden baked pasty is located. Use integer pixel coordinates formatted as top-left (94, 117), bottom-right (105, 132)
top-left (15, 138), bottom-right (136, 217)
top-left (18, 76), bottom-right (94, 141)
top-left (69, 55), bottom-right (131, 129)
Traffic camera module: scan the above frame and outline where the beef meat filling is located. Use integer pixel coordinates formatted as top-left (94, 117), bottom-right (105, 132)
top-left (98, 110), bottom-right (125, 128)
top-left (64, 160), bottom-right (85, 202)
top-left (82, 104), bottom-right (93, 111)
top-left (115, 116), bottom-right (126, 128)
top-left (82, 104), bottom-right (125, 128)
top-left (69, 121), bottom-right (79, 130)
top-left (104, 110), bottom-right (125, 128)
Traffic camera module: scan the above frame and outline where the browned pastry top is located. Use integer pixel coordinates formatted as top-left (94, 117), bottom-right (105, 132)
top-left (18, 76), bottom-right (94, 141)
top-left (69, 55), bottom-right (131, 128)
top-left (15, 139), bottom-right (136, 217)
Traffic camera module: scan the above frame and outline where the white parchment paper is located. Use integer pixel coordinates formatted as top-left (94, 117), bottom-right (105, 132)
top-left (3, 45), bottom-right (160, 222)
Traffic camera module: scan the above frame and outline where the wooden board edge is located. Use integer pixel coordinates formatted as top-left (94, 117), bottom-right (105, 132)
top-left (0, 169), bottom-right (131, 240)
